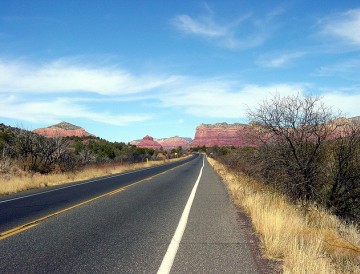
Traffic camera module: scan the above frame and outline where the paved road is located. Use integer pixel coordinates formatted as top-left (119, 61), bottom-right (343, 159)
top-left (0, 155), bottom-right (197, 232)
top-left (0, 154), bottom-right (264, 273)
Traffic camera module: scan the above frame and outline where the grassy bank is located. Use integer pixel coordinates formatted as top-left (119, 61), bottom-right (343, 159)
top-left (207, 157), bottom-right (360, 274)
top-left (0, 156), bottom-right (190, 195)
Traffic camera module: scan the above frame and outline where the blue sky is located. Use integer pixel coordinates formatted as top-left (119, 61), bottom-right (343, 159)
top-left (1, 1), bottom-right (360, 142)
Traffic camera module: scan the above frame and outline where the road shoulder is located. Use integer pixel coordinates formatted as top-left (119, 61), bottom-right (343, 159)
top-left (171, 157), bottom-right (278, 273)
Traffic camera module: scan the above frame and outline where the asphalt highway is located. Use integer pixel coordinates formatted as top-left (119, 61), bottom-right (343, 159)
top-left (0, 154), bottom-right (264, 273)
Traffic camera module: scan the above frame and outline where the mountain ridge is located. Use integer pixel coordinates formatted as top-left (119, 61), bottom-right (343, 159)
top-left (48, 121), bottom-right (82, 130)
top-left (32, 116), bottom-right (360, 146)
top-left (33, 121), bottom-right (95, 138)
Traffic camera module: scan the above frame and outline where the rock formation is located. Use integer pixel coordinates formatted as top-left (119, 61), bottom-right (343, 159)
top-left (130, 140), bottom-right (141, 146)
top-left (326, 116), bottom-right (360, 139)
top-left (136, 135), bottom-right (162, 149)
top-left (157, 136), bottom-right (191, 150)
top-left (131, 136), bottom-right (192, 149)
top-left (191, 123), bottom-right (257, 147)
top-left (33, 122), bottom-right (95, 138)
top-left (350, 116), bottom-right (360, 124)
top-left (130, 116), bottom-right (360, 149)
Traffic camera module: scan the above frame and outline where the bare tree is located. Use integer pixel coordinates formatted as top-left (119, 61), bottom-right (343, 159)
top-left (14, 129), bottom-right (74, 173)
top-left (327, 121), bottom-right (360, 221)
top-left (0, 142), bottom-right (11, 173)
top-left (15, 128), bottom-right (36, 172)
top-left (78, 148), bottom-right (96, 164)
top-left (248, 94), bottom-right (338, 202)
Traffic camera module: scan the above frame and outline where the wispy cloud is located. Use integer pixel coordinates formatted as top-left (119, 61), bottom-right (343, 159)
top-left (160, 80), bottom-right (305, 118)
top-left (266, 7), bottom-right (286, 18)
top-left (0, 58), bottom-right (179, 95)
top-left (258, 8), bottom-right (360, 70)
top-left (257, 51), bottom-right (306, 68)
top-left (320, 8), bottom-right (360, 47)
top-left (1, 55), bottom-right (359, 126)
top-left (171, 7), bottom-right (274, 50)
top-left (316, 58), bottom-right (360, 80)
top-left (0, 95), bottom-right (151, 126)
top-left (321, 90), bottom-right (360, 117)
top-left (172, 14), bottom-right (229, 38)
top-left (0, 57), bottom-right (170, 126)
top-left (160, 77), bottom-right (360, 119)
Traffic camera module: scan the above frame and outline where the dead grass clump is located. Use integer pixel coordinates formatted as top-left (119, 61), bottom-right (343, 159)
top-left (207, 157), bottom-right (360, 274)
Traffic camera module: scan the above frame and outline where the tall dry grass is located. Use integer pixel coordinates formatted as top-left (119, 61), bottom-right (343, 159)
top-left (207, 157), bottom-right (360, 274)
top-left (0, 156), bottom-right (190, 195)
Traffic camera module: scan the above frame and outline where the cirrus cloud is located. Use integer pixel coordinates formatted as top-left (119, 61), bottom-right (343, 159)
top-left (0, 58), bottom-right (179, 95)
top-left (160, 80), bottom-right (306, 118)
top-left (257, 51), bottom-right (306, 68)
top-left (320, 8), bottom-right (360, 47)
top-left (0, 95), bottom-right (152, 126)
top-left (171, 6), bottom-right (274, 50)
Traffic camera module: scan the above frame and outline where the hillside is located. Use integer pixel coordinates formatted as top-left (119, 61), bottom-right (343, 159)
top-left (33, 122), bottom-right (95, 138)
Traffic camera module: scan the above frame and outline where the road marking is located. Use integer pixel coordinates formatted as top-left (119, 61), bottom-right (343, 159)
top-left (0, 160), bottom-right (192, 240)
top-left (0, 224), bottom-right (38, 240)
top-left (0, 191), bottom-right (114, 240)
top-left (0, 156), bottom-right (194, 205)
top-left (108, 188), bottom-right (126, 196)
top-left (157, 155), bottom-right (205, 274)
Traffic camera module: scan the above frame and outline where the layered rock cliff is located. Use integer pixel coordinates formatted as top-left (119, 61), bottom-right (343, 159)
top-left (132, 136), bottom-right (192, 149)
top-left (33, 122), bottom-right (95, 138)
top-left (136, 135), bottom-right (162, 149)
top-left (130, 140), bottom-right (141, 146)
top-left (191, 123), bottom-right (257, 147)
top-left (131, 117), bottom-right (360, 149)
top-left (157, 136), bottom-right (191, 150)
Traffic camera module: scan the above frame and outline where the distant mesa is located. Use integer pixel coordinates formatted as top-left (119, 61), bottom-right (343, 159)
top-left (349, 116), bottom-right (360, 124)
top-left (189, 117), bottom-right (360, 148)
top-left (191, 122), bottom-right (257, 147)
top-left (33, 121), bottom-right (95, 138)
top-left (327, 116), bottom-right (360, 139)
top-left (136, 135), bottom-right (162, 149)
top-left (132, 123), bottom-right (258, 149)
top-left (34, 117), bottom-right (360, 147)
top-left (130, 139), bottom-right (141, 146)
top-left (157, 136), bottom-right (192, 150)
top-left (132, 136), bottom-right (192, 150)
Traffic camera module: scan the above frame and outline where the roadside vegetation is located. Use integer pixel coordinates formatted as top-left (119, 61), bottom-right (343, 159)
top-left (208, 157), bottom-right (359, 273)
top-left (0, 124), bottom-right (186, 195)
top-left (207, 94), bottom-right (359, 273)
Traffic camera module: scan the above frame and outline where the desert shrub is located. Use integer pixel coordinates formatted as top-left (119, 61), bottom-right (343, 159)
top-left (248, 94), bottom-right (336, 202)
top-left (325, 123), bottom-right (360, 222)
top-left (215, 94), bottom-right (360, 222)
top-left (215, 146), bottom-right (260, 177)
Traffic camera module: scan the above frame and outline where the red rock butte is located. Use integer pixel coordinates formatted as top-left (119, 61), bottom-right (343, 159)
top-left (157, 136), bottom-right (191, 150)
top-left (191, 123), bottom-right (257, 147)
top-left (33, 122), bottom-right (95, 138)
top-left (136, 135), bottom-right (162, 149)
top-left (132, 136), bottom-right (192, 149)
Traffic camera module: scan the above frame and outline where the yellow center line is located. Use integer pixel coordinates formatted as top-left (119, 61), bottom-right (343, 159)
top-left (0, 160), bottom-right (191, 240)
top-left (0, 224), bottom-right (38, 240)
top-left (107, 188), bottom-right (126, 195)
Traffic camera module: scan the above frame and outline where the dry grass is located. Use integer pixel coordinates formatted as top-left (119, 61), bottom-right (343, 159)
top-left (0, 156), bottom-right (190, 195)
top-left (207, 157), bottom-right (360, 274)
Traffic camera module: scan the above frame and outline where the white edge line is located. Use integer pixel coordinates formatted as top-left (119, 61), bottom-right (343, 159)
top-left (157, 155), bottom-right (205, 274)
top-left (0, 156), bottom-right (196, 204)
